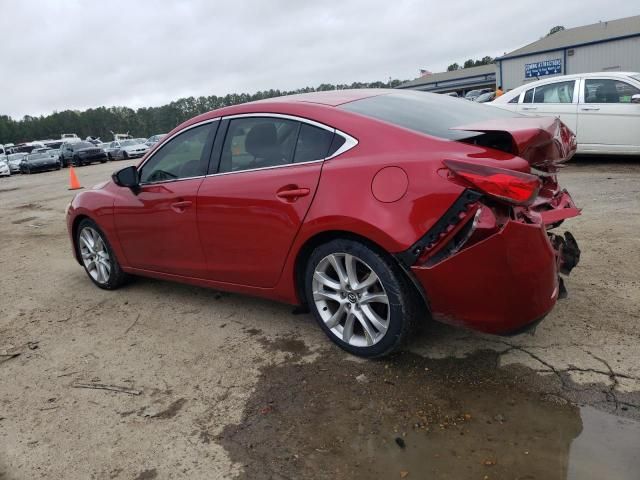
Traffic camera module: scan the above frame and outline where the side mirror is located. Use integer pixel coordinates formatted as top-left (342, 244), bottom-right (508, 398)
top-left (112, 165), bottom-right (139, 192)
top-left (632, 94), bottom-right (640, 104)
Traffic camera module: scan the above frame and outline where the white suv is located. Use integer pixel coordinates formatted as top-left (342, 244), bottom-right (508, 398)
top-left (491, 72), bottom-right (640, 155)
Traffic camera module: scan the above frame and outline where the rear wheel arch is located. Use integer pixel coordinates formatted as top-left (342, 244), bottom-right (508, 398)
top-left (293, 230), bottom-right (429, 315)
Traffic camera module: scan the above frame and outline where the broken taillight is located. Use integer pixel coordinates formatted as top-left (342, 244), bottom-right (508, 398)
top-left (444, 159), bottom-right (541, 206)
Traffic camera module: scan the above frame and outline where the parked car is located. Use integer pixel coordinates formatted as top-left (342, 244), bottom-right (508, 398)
top-left (60, 141), bottom-right (108, 167)
top-left (13, 142), bottom-right (46, 154)
top-left (61, 133), bottom-right (81, 142)
top-left (464, 88), bottom-right (493, 101)
top-left (145, 134), bottom-right (166, 147)
top-left (44, 140), bottom-right (65, 151)
top-left (0, 158), bottom-right (10, 177)
top-left (491, 72), bottom-right (640, 155)
top-left (66, 89), bottom-right (581, 358)
top-left (21, 150), bottom-right (61, 174)
top-left (474, 91), bottom-right (496, 103)
top-left (108, 139), bottom-right (149, 160)
top-left (98, 142), bottom-right (116, 160)
top-left (7, 153), bottom-right (26, 173)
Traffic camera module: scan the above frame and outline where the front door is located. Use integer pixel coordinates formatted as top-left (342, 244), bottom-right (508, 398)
top-left (113, 121), bottom-right (217, 277)
top-left (197, 116), bottom-right (334, 287)
top-left (577, 77), bottom-right (640, 151)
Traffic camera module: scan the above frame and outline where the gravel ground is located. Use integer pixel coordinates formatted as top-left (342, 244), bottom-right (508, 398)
top-left (0, 157), bottom-right (639, 479)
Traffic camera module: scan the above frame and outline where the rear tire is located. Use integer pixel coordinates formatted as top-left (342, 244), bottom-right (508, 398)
top-left (76, 218), bottom-right (129, 290)
top-left (304, 238), bottom-right (419, 358)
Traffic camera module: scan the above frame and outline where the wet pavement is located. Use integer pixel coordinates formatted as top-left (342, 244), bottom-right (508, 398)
top-left (219, 338), bottom-right (640, 480)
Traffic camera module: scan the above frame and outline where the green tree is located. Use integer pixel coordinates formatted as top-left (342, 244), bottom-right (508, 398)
top-left (0, 78), bottom-right (409, 144)
top-left (547, 25), bottom-right (565, 36)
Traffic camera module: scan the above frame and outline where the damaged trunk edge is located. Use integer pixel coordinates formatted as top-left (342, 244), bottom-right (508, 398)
top-left (397, 116), bottom-right (582, 333)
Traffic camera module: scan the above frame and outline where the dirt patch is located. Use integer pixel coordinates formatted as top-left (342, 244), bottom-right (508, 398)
top-left (153, 398), bottom-right (187, 419)
top-left (11, 216), bottom-right (38, 225)
top-left (219, 350), bottom-right (584, 480)
top-left (258, 335), bottom-right (310, 357)
top-left (14, 203), bottom-right (52, 211)
top-left (133, 468), bottom-right (158, 480)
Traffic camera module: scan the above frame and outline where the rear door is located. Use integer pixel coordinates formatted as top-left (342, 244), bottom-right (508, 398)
top-left (517, 79), bottom-right (579, 133)
top-left (197, 115), bottom-right (336, 287)
top-left (577, 76), bottom-right (640, 152)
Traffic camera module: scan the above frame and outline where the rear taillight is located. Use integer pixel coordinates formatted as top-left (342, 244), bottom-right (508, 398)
top-left (444, 159), bottom-right (541, 206)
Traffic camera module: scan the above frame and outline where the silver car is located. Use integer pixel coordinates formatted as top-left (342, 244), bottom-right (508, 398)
top-left (7, 153), bottom-right (27, 173)
top-left (109, 139), bottom-right (149, 160)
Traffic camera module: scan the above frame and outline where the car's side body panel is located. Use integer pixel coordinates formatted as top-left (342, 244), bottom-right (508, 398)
top-left (197, 161), bottom-right (323, 287)
top-left (112, 178), bottom-right (208, 277)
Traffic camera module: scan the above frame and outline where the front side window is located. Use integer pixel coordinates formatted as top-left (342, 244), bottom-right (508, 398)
top-left (219, 117), bottom-right (299, 173)
top-left (584, 79), bottom-right (640, 103)
top-left (139, 123), bottom-right (214, 183)
top-left (532, 81), bottom-right (575, 103)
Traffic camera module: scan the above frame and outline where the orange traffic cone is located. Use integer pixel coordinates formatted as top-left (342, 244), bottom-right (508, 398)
top-left (68, 165), bottom-right (83, 190)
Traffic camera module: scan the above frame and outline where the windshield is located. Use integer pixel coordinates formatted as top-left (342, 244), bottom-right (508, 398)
top-left (631, 74), bottom-right (640, 82)
top-left (73, 142), bottom-right (94, 150)
top-left (121, 140), bottom-right (138, 146)
top-left (340, 91), bottom-right (520, 141)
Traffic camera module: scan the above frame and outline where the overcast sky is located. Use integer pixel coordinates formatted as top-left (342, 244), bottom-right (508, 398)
top-left (0, 0), bottom-right (637, 119)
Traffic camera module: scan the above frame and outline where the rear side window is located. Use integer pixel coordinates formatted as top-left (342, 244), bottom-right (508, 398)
top-left (508, 94), bottom-right (520, 104)
top-left (584, 79), bottom-right (640, 103)
top-left (532, 81), bottom-right (575, 103)
top-left (293, 124), bottom-right (333, 163)
top-left (339, 91), bottom-right (519, 141)
top-left (219, 117), bottom-right (299, 173)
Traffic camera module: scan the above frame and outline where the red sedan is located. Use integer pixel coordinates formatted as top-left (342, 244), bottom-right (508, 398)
top-left (66, 89), bottom-right (581, 357)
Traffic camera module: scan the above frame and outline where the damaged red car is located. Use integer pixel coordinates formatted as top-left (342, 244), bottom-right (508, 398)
top-left (66, 90), bottom-right (580, 357)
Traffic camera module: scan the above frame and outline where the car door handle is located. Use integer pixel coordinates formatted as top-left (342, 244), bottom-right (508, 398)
top-left (171, 200), bottom-right (192, 212)
top-left (581, 106), bottom-right (600, 111)
top-left (276, 187), bottom-right (310, 201)
top-left (521, 106), bottom-right (538, 110)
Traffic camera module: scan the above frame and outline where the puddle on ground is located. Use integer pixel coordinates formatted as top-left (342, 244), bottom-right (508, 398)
top-left (568, 406), bottom-right (640, 480)
top-left (219, 349), bottom-right (640, 480)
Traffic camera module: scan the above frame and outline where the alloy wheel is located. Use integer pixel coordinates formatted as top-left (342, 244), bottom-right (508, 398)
top-left (312, 253), bottom-right (390, 347)
top-left (78, 226), bottom-right (112, 285)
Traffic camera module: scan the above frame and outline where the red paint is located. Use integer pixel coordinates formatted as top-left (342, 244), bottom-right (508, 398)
top-left (371, 166), bottom-right (408, 203)
top-left (67, 89), bottom-right (581, 335)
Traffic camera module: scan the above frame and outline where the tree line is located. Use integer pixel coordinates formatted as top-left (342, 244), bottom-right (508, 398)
top-left (0, 79), bottom-right (406, 145)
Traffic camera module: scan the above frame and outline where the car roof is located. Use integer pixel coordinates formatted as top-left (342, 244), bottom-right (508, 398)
top-left (256, 88), bottom-right (391, 107)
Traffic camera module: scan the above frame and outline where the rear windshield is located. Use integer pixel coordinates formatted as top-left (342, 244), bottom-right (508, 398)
top-left (28, 152), bottom-right (51, 160)
top-left (339, 91), bottom-right (519, 140)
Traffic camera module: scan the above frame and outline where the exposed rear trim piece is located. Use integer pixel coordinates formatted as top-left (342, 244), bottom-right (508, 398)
top-left (396, 190), bottom-right (482, 267)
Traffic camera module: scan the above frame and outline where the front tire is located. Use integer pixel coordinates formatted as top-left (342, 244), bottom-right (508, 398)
top-left (76, 219), bottom-right (128, 290)
top-left (123, 151), bottom-right (129, 160)
top-left (305, 239), bottom-right (419, 358)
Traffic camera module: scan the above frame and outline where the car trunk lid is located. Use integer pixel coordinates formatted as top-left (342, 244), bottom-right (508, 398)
top-left (453, 116), bottom-right (577, 171)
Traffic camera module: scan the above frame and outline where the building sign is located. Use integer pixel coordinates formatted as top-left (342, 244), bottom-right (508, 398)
top-left (525, 59), bottom-right (562, 78)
